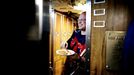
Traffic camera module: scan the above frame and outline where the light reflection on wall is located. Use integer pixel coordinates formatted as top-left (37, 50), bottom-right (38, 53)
top-left (35, 0), bottom-right (43, 40)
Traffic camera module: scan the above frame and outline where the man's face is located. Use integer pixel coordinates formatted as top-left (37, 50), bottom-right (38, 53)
top-left (78, 13), bottom-right (86, 30)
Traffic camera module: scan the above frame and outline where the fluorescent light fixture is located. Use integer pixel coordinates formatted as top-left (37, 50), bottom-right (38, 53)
top-left (73, 4), bottom-right (87, 12)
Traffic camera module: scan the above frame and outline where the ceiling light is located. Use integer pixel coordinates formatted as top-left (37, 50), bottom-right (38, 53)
top-left (73, 4), bottom-right (86, 12)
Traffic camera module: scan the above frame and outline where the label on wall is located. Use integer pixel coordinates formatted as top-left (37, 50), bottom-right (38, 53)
top-left (105, 31), bottom-right (126, 71)
top-left (94, 8), bottom-right (105, 16)
top-left (94, 0), bottom-right (105, 4)
top-left (93, 21), bottom-right (105, 27)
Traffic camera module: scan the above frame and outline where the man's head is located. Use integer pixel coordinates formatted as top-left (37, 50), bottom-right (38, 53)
top-left (78, 12), bottom-right (86, 31)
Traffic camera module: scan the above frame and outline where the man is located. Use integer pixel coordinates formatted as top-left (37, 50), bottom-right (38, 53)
top-left (62, 12), bottom-right (86, 75)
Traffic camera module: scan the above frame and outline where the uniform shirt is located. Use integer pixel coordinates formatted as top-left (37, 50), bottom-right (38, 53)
top-left (67, 29), bottom-right (86, 57)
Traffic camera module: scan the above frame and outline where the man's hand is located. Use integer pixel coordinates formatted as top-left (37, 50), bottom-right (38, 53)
top-left (80, 49), bottom-right (86, 62)
top-left (60, 42), bottom-right (68, 49)
top-left (80, 56), bottom-right (86, 62)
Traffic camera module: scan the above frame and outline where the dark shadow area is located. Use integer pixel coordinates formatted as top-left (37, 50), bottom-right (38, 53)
top-left (8, 0), bottom-right (49, 75)
top-left (122, 0), bottom-right (134, 75)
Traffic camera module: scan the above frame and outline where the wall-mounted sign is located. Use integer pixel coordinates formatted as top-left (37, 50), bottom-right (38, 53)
top-left (94, 9), bottom-right (105, 16)
top-left (94, 0), bottom-right (105, 4)
top-left (105, 31), bottom-right (126, 71)
top-left (93, 21), bottom-right (105, 27)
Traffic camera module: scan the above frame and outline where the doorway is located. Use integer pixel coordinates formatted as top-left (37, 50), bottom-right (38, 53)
top-left (49, 0), bottom-right (91, 75)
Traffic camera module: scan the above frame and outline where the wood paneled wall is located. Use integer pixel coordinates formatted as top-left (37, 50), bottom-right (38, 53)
top-left (90, 0), bottom-right (132, 75)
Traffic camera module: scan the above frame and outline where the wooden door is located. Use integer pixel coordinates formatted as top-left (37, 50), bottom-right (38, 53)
top-left (51, 12), bottom-right (75, 75)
